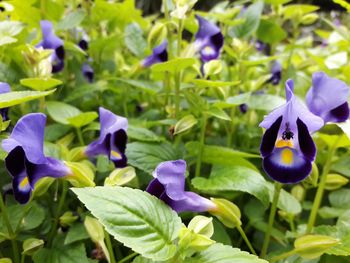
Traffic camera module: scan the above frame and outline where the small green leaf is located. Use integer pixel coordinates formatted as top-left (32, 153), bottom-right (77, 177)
top-left (294, 235), bottom-right (339, 259)
top-left (191, 79), bottom-right (240, 88)
top-left (22, 238), bottom-right (44, 255)
top-left (329, 189), bottom-right (350, 209)
top-left (46, 101), bottom-right (81, 125)
top-left (125, 22), bottom-right (147, 57)
top-left (20, 78), bottom-right (62, 91)
top-left (229, 1), bottom-right (264, 38)
top-left (57, 9), bottom-right (86, 30)
top-left (128, 125), bottom-right (163, 142)
top-left (0, 21), bottom-right (24, 46)
top-left (283, 4), bottom-right (319, 19)
top-left (192, 165), bottom-right (270, 206)
top-left (205, 107), bottom-right (231, 121)
top-left (0, 89), bottom-right (55, 108)
top-left (73, 186), bottom-right (182, 261)
top-left (104, 166), bottom-right (136, 186)
top-left (151, 58), bottom-right (197, 73)
top-left (187, 243), bottom-right (268, 263)
top-left (256, 19), bottom-right (287, 44)
top-left (67, 112), bottom-right (98, 128)
top-left (126, 142), bottom-right (181, 175)
top-left (174, 115), bottom-right (198, 135)
top-left (64, 223), bottom-right (89, 245)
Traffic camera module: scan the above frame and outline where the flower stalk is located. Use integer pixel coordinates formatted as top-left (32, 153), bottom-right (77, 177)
top-left (261, 182), bottom-right (282, 258)
top-left (195, 114), bottom-right (207, 177)
top-left (306, 138), bottom-right (340, 234)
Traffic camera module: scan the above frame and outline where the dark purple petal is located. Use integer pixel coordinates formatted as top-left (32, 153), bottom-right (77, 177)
top-left (260, 116), bottom-right (283, 158)
top-left (149, 160), bottom-right (216, 213)
top-left (142, 41), bottom-right (168, 67)
top-left (146, 178), bottom-right (165, 198)
top-left (82, 63), bottom-right (94, 83)
top-left (51, 58), bottom-right (64, 73)
top-left (263, 148), bottom-right (312, 184)
top-left (78, 39), bottom-right (88, 51)
top-left (306, 72), bottom-right (350, 123)
top-left (85, 107), bottom-right (128, 167)
top-left (267, 61), bottom-right (282, 85)
top-left (239, 103), bottom-right (248, 114)
top-left (328, 102), bottom-right (350, 123)
top-left (297, 118), bottom-right (316, 161)
top-left (2, 113), bottom-right (47, 164)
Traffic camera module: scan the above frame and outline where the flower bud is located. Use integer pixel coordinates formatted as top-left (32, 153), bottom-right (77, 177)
top-left (59, 211), bottom-right (78, 227)
top-left (187, 216), bottom-right (214, 238)
top-left (203, 60), bottom-right (223, 77)
top-left (291, 185), bottom-right (306, 202)
top-left (22, 238), bottom-right (44, 255)
top-left (209, 198), bottom-right (241, 228)
top-left (64, 161), bottom-right (95, 187)
top-left (294, 235), bottom-right (339, 259)
top-left (301, 13), bottom-right (319, 25)
top-left (325, 173), bottom-right (349, 190)
top-left (104, 166), bottom-right (136, 186)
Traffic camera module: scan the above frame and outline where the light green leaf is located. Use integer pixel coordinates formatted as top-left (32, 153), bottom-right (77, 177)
top-left (256, 19), bottom-right (287, 44)
top-left (329, 189), bottom-right (350, 209)
top-left (192, 165), bottom-right (270, 207)
top-left (191, 79), bottom-right (240, 88)
top-left (151, 58), bottom-right (197, 73)
top-left (73, 186), bottom-right (182, 261)
top-left (46, 101), bottom-right (81, 125)
top-left (174, 115), bottom-right (198, 135)
top-left (229, 1), bottom-right (264, 38)
top-left (205, 107), bottom-right (231, 121)
top-left (126, 142), bottom-right (180, 175)
top-left (283, 4), bottom-right (319, 19)
top-left (0, 89), bottom-right (55, 108)
top-left (116, 79), bottom-right (161, 94)
top-left (266, 182), bottom-right (302, 215)
top-left (20, 78), bottom-right (62, 91)
top-left (187, 243), bottom-right (268, 263)
top-left (0, 21), bottom-right (24, 46)
top-left (57, 9), bottom-right (86, 30)
top-left (125, 22), bottom-right (147, 57)
top-left (128, 126), bottom-right (163, 142)
top-left (64, 223), bottom-right (89, 245)
top-left (247, 94), bottom-right (285, 111)
top-left (67, 112), bottom-right (98, 128)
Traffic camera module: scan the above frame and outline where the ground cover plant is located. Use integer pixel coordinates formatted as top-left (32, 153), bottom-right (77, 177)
top-left (1, 0), bottom-right (350, 262)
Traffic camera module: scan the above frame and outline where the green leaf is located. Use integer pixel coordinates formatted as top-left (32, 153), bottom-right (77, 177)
top-left (126, 142), bottom-right (180, 175)
top-left (0, 21), bottom-right (24, 46)
top-left (57, 9), bottom-right (86, 30)
top-left (314, 225), bottom-right (350, 256)
top-left (205, 107), bottom-right (231, 121)
top-left (229, 1), bottom-right (264, 38)
top-left (0, 89), bottom-right (55, 108)
top-left (186, 141), bottom-right (260, 165)
top-left (266, 182), bottom-right (302, 215)
top-left (125, 22), bottom-right (147, 57)
top-left (331, 155), bottom-right (350, 178)
top-left (283, 4), bottom-right (319, 19)
top-left (128, 126), bottom-right (163, 142)
top-left (174, 115), bottom-right (198, 135)
top-left (329, 189), bottom-right (350, 209)
top-left (256, 19), bottom-right (287, 44)
top-left (247, 94), bottom-right (285, 111)
top-left (151, 58), bottom-right (197, 73)
top-left (191, 79), bottom-right (240, 88)
top-left (46, 101), bottom-right (81, 125)
top-left (294, 235), bottom-right (340, 259)
top-left (20, 78), bottom-right (63, 91)
top-left (64, 223), bottom-right (89, 245)
top-left (73, 186), bottom-right (182, 261)
top-left (33, 238), bottom-right (89, 263)
top-left (264, 0), bottom-right (292, 5)
top-left (67, 112), bottom-right (98, 128)
top-left (187, 243), bottom-right (268, 263)
top-left (116, 79), bottom-right (162, 94)
top-left (192, 165), bottom-right (270, 207)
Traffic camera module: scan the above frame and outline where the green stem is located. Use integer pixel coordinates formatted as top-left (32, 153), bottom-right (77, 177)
top-left (0, 194), bottom-right (20, 263)
top-left (104, 230), bottom-right (117, 263)
top-left (174, 19), bottom-right (183, 118)
top-left (21, 254), bottom-right (25, 263)
top-left (237, 225), bottom-right (257, 255)
top-left (117, 252), bottom-right (138, 263)
top-left (39, 97), bottom-right (46, 113)
top-left (261, 182), bottom-right (282, 258)
top-left (48, 181), bottom-right (68, 247)
top-left (270, 249), bottom-right (296, 263)
top-left (76, 128), bottom-right (85, 146)
top-left (306, 138), bottom-right (340, 234)
top-left (195, 115), bottom-right (207, 177)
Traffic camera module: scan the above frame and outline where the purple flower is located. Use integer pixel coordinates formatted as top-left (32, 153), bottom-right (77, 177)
top-left (85, 107), bottom-right (128, 168)
top-left (0, 82), bottom-right (10, 121)
top-left (194, 15), bottom-right (224, 62)
top-left (37, 20), bottom-right (65, 73)
top-left (259, 80), bottom-right (324, 184)
top-left (268, 61), bottom-right (282, 85)
top-left (306, 72), bottom-right (350, 124)
top-left (82, 63), bottom-right (94, 83)
top-left (146, 160), bottom-right (216, 213)
top-left (142, 41), bottom-right (168, 67)
top-left (2, 113), bottom-right (71, 204)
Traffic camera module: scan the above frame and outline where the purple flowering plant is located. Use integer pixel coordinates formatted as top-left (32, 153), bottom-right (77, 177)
top-left (0, 2), bottom-right (350, 263)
